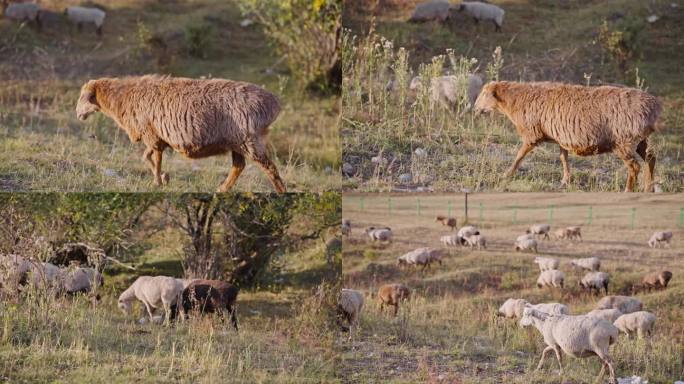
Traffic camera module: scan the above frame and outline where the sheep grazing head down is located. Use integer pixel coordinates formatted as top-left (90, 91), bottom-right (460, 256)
top-left (76, 80), bottom-right (100, 121)
top-left (473, 82), bottom-right (501, 115)
top-left (117, 298), bottom-right (132, 315)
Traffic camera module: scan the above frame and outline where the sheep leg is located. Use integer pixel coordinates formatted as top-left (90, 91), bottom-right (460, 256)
top-left (536, 346), bottom-right (554, 371)
top-left (552, 347), bottom-right (564, 375)
top-left (636, 139), bottom-right (655, 192)
top-left (615, 148), bottom-right (640, 192)
top-left (596, 352), bottom-right (616, 384)
top-left (217, 152), bottom-right (246, 192)
top-left (229, 307), bottom-right (239, 331)
top-left (143, 148), bottom-right (168, 186)
top-left (559, 147), bottom-right (570, 186)
top-left (393, 304), bottom-right (398, 317)
top-left (505, 142), bottom-right (536, 178)
top-left (245, 143), bottom-right (286, 192)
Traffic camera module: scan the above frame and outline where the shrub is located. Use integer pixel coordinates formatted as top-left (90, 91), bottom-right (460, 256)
top-left (184, 22), bottom-right (213, 59)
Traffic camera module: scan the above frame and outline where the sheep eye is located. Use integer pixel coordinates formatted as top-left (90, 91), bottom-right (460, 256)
top-left (89, 93), bottom-right (97, 104)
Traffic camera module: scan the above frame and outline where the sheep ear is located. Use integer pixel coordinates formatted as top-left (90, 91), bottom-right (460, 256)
top-left (492, 88), bottom-right (502, 102)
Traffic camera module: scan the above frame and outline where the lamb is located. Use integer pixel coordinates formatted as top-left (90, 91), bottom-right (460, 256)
top-left (536, 269), bottom-right (564, 289)
top-left (570, 257), bottom-right (601, 272)
top-left (63, 267), bottom-right (103, 294)
top-left (457, 2), bottom-right (505, 32)
top-left (341, 219), bottom-right (351, 236)
top-left (118, 276), bottom-right (184, 325)
top-left (648, 231), bottom-right (672, 248)
top-left (397, 248), bottom-right (434, 271)
top-left (553, 227), bottom-right (571, 240)
top-left (338, 289), bottom-right (364, 338)
top-left (514, 237), bottom-right (538, 253)
top-left (528, 302), bottom-right (570, 316)
top-left (75, 75), bottom-right (286, 192)
top-left (586, 309), bottom-right (623, 323)
top-left (408, 74), bottom-right (484, 110)
top-left (464, 234), bottom-right (486, 250)
top-left (365, 227), bottom-right (392, 243)
top-left (526, 223), bottom-right (551, 240)
top-left (519, 308), bottom-right (619, 384)
top-left (181, 279), bottom-right (239, 330)
top-left (65, 6), bottom-right (105, 35)
top-left (473, 81), bottom-right (662, 192)
top-left (497, 298), bottom-right (529, 319)
top-left (435, 215), bottom-right (457, 230)
top-left (595, 296), bottom-right (643, 314)
top-left (533, 256), bottom-right (559, 271)
top-left (579, 271), bottom-right (610, 296)
top-left (377, 283), bottom-right (411, 316)
top-left (613, 311), bottom-right (656, 339)
top-left (4, 3), bottom-right (41, 27)
top-left (641, 270), bottom-right (672, 292)
top-left (408, 0), bottom-right (452, 23)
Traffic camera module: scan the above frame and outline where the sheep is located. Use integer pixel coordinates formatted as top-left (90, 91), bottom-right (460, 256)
top-left (377, 283), bottom-right (411, 316)
top-left (427, 248), bottom-right (444, 265)
top-left (596, 296), bottom-right (643, 314)
top-left (566, 226), bottom-right (582, 240)
top-left (440, 234), bottom-right (459, 246)
top-left (497, 298), bottom-right (529, 319)
top-left (515, 237), bottom-right (538, 253)
top-left (75, 75), bottom-right (286, 192)
top-left (536, 269), bottom-right (564, 289)
top-left (338, 289), bottom-right (364, 339)
top-left (570, 257), bottom-right (601, 272)
top-left (648, 231), bottom-right (672, 248)
top-left (118, 276), bottom-right (184, 325)
top-left (464, 234), bottom-right (486, 250)
top-left (457, 2), bottom-right (505, 32)
top-left (553, 227), bottom-right (571, 240)
top-left (533, 256), bottom-right (559, 271)
top-left (28, 262), bottom-right (63, 291)
top-left (408, 0), bottom-right (452, 23)
top-left (181, 279), bottom-right (239, 330)
top-left (528, 302), bottom-right (570, 316)
top-left (63, 267), bottom-right (103, 294)
top-left (65, 6), bottom-right (105, 35)
top-left (641, 270), bottom-right (672, 292)
top-left (613, 311), bottom-right (656, 339)
top-left (516, 233), bottom-right (535, 242)
top-left (586, 309), bottom-right (623, 323)
top-left (408, 74), bottom-right (484, 110)
top-left (519, 308), bottom-right (619, 384)
top-left (341, 219), bottom-right (351, 236)
top-left (0, 254), bottom-right (31, 292)
top-left (435, 215), bottom-right (457, 230)
top-left (526, 223), bottom-right (551, 240)
top-left (4, 2), bottom-right (41, 28)
top-left (397, 248), bottom-right (435, 271)
top-left (365, 226), bottom-right (392, 243)
top-left (579, 271), bottom-right (610, 296)
top-left (456, 225), bottom-right (480, 245)
top-left (473, 82), bottom-right (662, 192)
top-left (176, 278), bottom-right (199, 289)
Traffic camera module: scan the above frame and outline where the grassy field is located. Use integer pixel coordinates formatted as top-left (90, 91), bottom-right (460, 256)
top-left (342, 0), bottom-right (684, 192)
top-left (341, 193), bottom-right (684, 383)
top-left (0, 0), bottom-right (340, 192)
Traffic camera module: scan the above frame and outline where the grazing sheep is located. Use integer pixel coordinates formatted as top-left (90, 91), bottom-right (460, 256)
top-left (566, 226), bottom-right (582, 240)
top-left (440, 234), bottom-right (459, 247)
top-left (75, 75), bottom-right (286, 192)
top-left (0, 254), bottom-right (31, 291)
top-left (473, 81), bottom-right (662, 192)
top-left (536, 269), bottom-right (565, 289)
top-left (526, 223), bottom-right (551, 240)
top-left (528, 302), bottom-right (570, 316)
top-left (409, 74), bottom-right (484, 110)
top-left (118, 276), bottom-right (184, 325)
top-left (498, 298), bottom-right (529, 319)
top-left (426, 248), bottom-right (444, 265)
top-left (377, 283), bottom-right (411, 316)
top-left (4, 2), bottom-right (41, 27)
top-left (596, 296), bottom-right (643, 314)
top-left (515, 237), bottom-right (538, 253)
top-left (516, 233), bottom-right (535, 242)
top-left (457, 2), bottom-right (505, 32)
top-left (181, 279), bottom-right (239, 330)
top-left (570, 257), bottom-right (601, 272)
top-left (338, 289), bottom-right (364, 338)
top-left (533, 256), bottom-right (559, 271)
top-left (365, 226), bottom-right (392, 243)
top-left (641, 270), bottom-right (672, 292)
top-left (586, 309), bottom-right (623, 323)
top-left (648, 231), bottom-right (672, 248)
top-left (397, 248), bottom-right (435, 271)
top-left (28, 262), bottom-right (63, 291)
top-left (63, 267), bottom-right (103, 294)
top-left (613, 311), bottom-right (656, 339)
top-left (519, 308), bottom-right (619, 384)
top-left (464, 234), bottom-right (486, 250)
top-left (65, 6), bottom-right (105, 35)
top-left (341, 219), bottom-right (351, 236)
top-left (408, 0), bottom-right (452, 23)
top-left (435, 215), bottom-right (457, 230)
top-left (553, 227), bottom-right (571, 240)
top-left (456, 225), bottom-right (480, 245)
top-left (579, 271), bottom-right (610, 296)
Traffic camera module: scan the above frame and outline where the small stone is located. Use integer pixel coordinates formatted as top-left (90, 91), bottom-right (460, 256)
top-left (414, 148), bottom-right (427, 157)
top-left (647, 15), bottom-right (659, 23)
top-left (240, 19), bottom-right (254, 27)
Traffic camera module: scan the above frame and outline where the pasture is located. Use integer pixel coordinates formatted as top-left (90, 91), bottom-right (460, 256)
top-left (341, 193), bottom-right (684, 383)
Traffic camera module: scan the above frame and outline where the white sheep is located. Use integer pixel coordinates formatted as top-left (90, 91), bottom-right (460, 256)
top-left (440, 234), bottom-right (459, 246)
top-left (497, 298), bottom-right (529, 319)
top-left (553, 227), bottom-right (571, 240)
top-left (528, 302), bottom-right (570, 316)
top-left (341, 219), bottom-right (351, 236)
top-left (533, 256), bottom-right (559, 271)
top-left (596, 296), bottom-right (643, 314)
top-left (0, 254), bottom-right (31, 291)
top-left (63, 267), bottom-right (103, 294)
top-left (516, 233), bottom-right (535, 242)
top-left (580, 271), bottom-right (610, 295)
top-left (457, 2), bottom-right (505, 32)
top-left (408, 0), bottom-right (452, 23)
top-left (4, 3), bottom-right (41, 26)
top-left (339, 289), bottom-right (364, 340)
top-left (515, 237), bottom-right (538, 253)
top-left (586, 309), bottom-right (623, 323)
top-left (456, 225), bottom-right (480, 245)
top-left (397, 247), bottom-right (434, 271)
top-left (464, 234), bottom-right (486, 250)
top-left (570, 257), bottom-right (601, 271)
top-left (648, 231), bottom-right (672, 248)
top-left (526, 223), bottom-right (551, 240)
top-left (409, 74), bottom-right (484, 110)
top-left (118, 276), bottom-right (184, 325)
top-left (365, 227), bottom-right (392, 243)
top-left (65, 6), bottom-right (106, 35)
top-left (519, 308), bottom-right (619, 384)
top-left (536, 269), bottom-right (564, 289)
top-left (613, 311), bottom-right (656, 339)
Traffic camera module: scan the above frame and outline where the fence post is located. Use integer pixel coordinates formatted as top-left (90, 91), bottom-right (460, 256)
top-left (548, 205), bottom-right (554, 225)
top-left (679, 208), bottom-right (684, 228)
top-left (587, 206), bottom-right (593, 225)
top-left (630, 207), bottom-right (636, 229)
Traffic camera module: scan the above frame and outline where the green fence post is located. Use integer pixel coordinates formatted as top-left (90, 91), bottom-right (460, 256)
top-left (587, 206), bottom-right (593, 225)
top-left (630, 207), bottom-right (636, 229)
top-left (479, 202), bottom-right (483, 223)
top-left (679, 208), bottom-right (684, 228)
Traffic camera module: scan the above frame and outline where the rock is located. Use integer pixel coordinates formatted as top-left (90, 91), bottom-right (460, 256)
top-left (414, 148), bottom-right (427, 157)
top-left (239, 19), bottom-right (254, 27)
top-left (646, 15), bottom-right (659, 23)
top-left (342, 162), bottom-right (354, 176)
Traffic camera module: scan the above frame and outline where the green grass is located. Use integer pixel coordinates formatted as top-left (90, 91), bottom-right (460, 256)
top-left (0, 0), bottom-right (340, 192)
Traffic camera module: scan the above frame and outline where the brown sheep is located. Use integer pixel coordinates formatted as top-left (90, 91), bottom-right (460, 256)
top-left (474, 81), bottom-right (662, 192)
top-left (75, 75), bottom-right (286, 192)
top-left (377, 283), bottom-right (411, 316)
top-left (181, 279), bottom-right (239, 330)
top-left (435, 215), bottom-right (457, 230)
top-left (641, 271), bottom-right (672, 292)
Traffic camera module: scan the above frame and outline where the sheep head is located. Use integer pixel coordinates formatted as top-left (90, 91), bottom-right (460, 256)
top-left (519, 308), bottom-right (548, 328)
top-left (117, 298), bottom-right (132, 315)
top-left (473, 82), bottom-right (503, 115)
top-left (76, 80), bottom-right (101, 121)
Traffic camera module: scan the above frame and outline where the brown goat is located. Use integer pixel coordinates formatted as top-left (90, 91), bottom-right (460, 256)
top-left (641, 271), bottom-right (672, 292)
top-left (181, 279), bottom-right (239, 330)
top-left (75, 75), bottom-right (286, 192)
top-left (474, 81), bottom-right (662, 192)
top-left (435, 216), bottom-right (457, 230)
top-left (377, 283), bottom-right (411, 316)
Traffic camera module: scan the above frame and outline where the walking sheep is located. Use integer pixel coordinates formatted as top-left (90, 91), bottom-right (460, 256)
top-left (533, 257), bottom-right (559, 271)
top-left (75, 75), bottom-right (286, 192)
top-left (408, 0), bottom-right (452, 23)
top-left (457, 2), bottom-right (505, 32)
top-left (181, 279), bottom-right (240, 330)
top-left (435, 215), bottom-right (457, 230)
top-left (338, 289), bottom-right (364, 339)
top-left (579, 271), bottom-right (610, 296)
top-left (440, 234), bottom-right (459, 247)
top-left (497, 298), bottom-right (529, 319)
top-left (537, 269), bottom-right (564, 289)
top-left (365, 227), bottom-right (393, 243)
top-left (596, 296), bottom-right (642, 314)
top-left (641, 270), bottom-right (672, 292)
top-left (377, 283), bottom-right (411, 316)
top-left (648, 231), bottom-right (672, 248)
top-left (570, 257), bottom-right (601, 272)
top-left (473, 81), bottom-right (662, 192)
top-left (586, 308), bottom-right (623, 323)
top-left (4, 2), bottom-right (41, 28)
top-left (613, 311), bottom-right (656, 339)
top-left (118, 276), bottom-right (184, 325)
top-left (526, 224), bottom-right (551, 240)
top-left (397, 248), bottom-right (435, 272)
top-left (515, 237), bottom-right (538, 253)
top-left (519, 308), bottom-right (619, 384)
top-left (65, 6), bottom-right (105, 35)
top-left (408, 74), bottom-right (484, 110)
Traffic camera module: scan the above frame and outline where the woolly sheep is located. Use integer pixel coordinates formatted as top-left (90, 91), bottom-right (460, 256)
top-left (397, 247), bottom-right (435, 271)
top-left (28, 262), bottom-right (63, 291)
top-left (377, 283), bottom-right (411, 316)
top-left (0, 254), bottom-right (31, 291)
top-left (519, 308), bottom-right (619, 384)
top-left (435, 215), bottom-right (457, 230)
top-left (426, 248), bottom-right (443, 265)
top-left (65, 6), bottom-right (105, 35)
top-left (497, 298), bottom-right (529, 319)
top-left (440, 234), bottom-right (459, 247)
top-left (570, 257), bottom-right (601, 271)
top-left (536, 269), bottom-right (564, 289)
top-left (533, 256), bottom-right (559, 271)
top-left (76, 75), bottom-right (286, 192)
top-left (474, 81), bottom-right (662, 192)
top-left (181, 279), bottom-right (239, 330)
top-left (579, 271), bottom-right (610, 295)
top-left (456, 225), bottom-right (480, 245)
top-left (516, 233), bottom-right (535, 242)
top-left (528, 302), bottom-right (570, 316)
top-left (63, 267), bottom-right (103, 294)
top-left (566, 226), bottom-right (582, 240)
top-left (457, 2), bottom-right (505, 32)
top-left (464, 234), bottom-right (486, 250)
top-left (338, 289), bottom-right (364, 338)
top-left (408, 74), bottom-right (484, 110)
top-left (341, 219), bottom-right (351, 236)
top-left (408, 0), bottom-right (452, 23)
top-left (648, 231), bottom-right (672, 248)
top-left (641, 270), bottom-right (672, 292)
top-left (4, 3), bottom-right (41, 27)
top-left (596, 296), bottom-right (642, 314)
top-left (515, 237), bottom-right (538, 253)
top-left (118, 276), bottom-right (184, 325)
top-left (586, 309), bottom-right (623, 323)
top-left (613, 311), bottom-right (656, 339)
top-left (365, 226), bottom-right (392, 243)
top-left (526, 223), bottom-right (551, 240)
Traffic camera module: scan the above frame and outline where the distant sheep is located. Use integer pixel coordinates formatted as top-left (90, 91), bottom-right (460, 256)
top-left (456, 225), bottom-right (480, 245)
top-left (497, 298), bottom-right (529, 319)
top-left (0, 254), bottom-right (31, 292)
top-left (464, 234), bottom-right (486, 250)
top-left (181, 279), bottom-right (239, 330)
top-left (515, 237), bottom-right (538, 253)
top-left (408, 0), bottom-right (452, 23)
top-left (63, 267), bottom-right (103, 294)
top-left (566, 226), bottom-right (582, 240)
top-left (338, 289), bottom-right (364, 338)
top-left (408, 74), bottom-right (484, 110)
top-left (28, 262), bottom-right (63, 291)
top-left (341, 219), bottom-right (351, 236)
top-left (586, 308), bottom-right (623, 323)
top-left (570, 257), bottom-right (601, 272)
top-left (365, 226), bottom-right (392, 243)
top-left (440, 234), bottom-right (459, 247)
top-left (613, 311), bottom-right (656, 339)
top-left (118, 276), bottom-right (184, 325)
top-left (377, 283), bottom-right (411, 316)
top-left (526, 224), bottom-right (551, 240)
top-left (596, 296), bottom-right (642, 314)
top-left (473, 81), bottom-right (662, 192)
top-left (533, 256), bottom-right (559, 271)
top-left (4, 2), bottom-right (41, 27)
top-left (528, 302), bottom-right (570, 316)
top-left (641, 270), bottom-right (672, 292)
top-left (457, 2), bottom-right (504, 32)
top-left (435, 215), bottom-right (457, 230)
top-left (648, 231), bottom-right (672, 248)
top-left (76, 75), bottom-right (286, 192)
top-left (579, 271), bottom-right (610, 295)
top-left (397, 247), bottom-right (436, 271)
top-left (65, 6), bottom-right (105, 35)
top-left (536, 269), bottom-right (564, 289)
